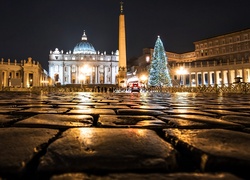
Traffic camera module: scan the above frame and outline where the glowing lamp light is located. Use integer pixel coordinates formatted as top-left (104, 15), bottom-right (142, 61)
top-left (176, 67), bottom-right (188, 75)
top-left (140, 75), bottom-right (147, 82)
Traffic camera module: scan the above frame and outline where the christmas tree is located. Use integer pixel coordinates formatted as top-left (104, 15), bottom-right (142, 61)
top-left (148, 36), bottom-right (172, 87)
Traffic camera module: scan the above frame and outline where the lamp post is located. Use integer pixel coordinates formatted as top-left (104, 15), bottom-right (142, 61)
top-left (140, 75), bottom-right (147, 91)
top-left (79, 65), bottom-right (92, 88)
top-left (176, 67), bottom-right (188, 86)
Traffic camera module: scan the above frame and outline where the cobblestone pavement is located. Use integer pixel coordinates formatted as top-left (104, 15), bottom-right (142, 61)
top-left (0, 91), bottom-right (249, 180)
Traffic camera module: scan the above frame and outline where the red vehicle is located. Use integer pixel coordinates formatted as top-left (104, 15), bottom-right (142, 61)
top-left (131, 82), bottom-right (140, 92)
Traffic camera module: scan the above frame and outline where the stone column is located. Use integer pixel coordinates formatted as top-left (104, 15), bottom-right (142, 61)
top-left (23, 72), bottom-right (27, 88)
top-left (242, 68), bottom-right (246, 82)
top-left (233, 69), bottom-right (237, 83)
top-left (6, 71), bottom-right (10, 87)
top-left (95, 66), bottom-right (99, 84)
top-left (90, 66), bottom-right (93, 84)
top-left (201, 72), bottom-right (204, 86)
top-left (227, 70), bottom-right (230, 85)
top-left (182, 74), bottom-right (186, 86)
top-left (68, 66), bottom-right (71, 84)
top-left (0, 70), bottom-right (2, 90)
top-left (195, 72), bottom-right (198, 87)
top-left (77, 65), bottom-right (80, 84)
top-left (214, 71), bottom-right (218, 86)
top-left (59, 65), bottom-right (63, 85)
top-left (189, 73), bottom-right (192, 87)
top-left (103, 66), bottom-right (106, 84)
top-left (221, 70), bottom-right (225, 85)
top-left (207, 71), bottom-right (211, 86)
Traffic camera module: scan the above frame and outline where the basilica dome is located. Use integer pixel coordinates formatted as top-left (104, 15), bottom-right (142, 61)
top-left (73, 31), bottom-right (96, 54)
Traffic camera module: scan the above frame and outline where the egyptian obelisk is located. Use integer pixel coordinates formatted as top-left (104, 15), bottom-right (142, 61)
top-left (118, 1), bottom-right (127, 87)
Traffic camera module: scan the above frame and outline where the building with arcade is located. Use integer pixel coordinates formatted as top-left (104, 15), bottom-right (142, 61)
top-left (135, 28), bottom-right (250, 87)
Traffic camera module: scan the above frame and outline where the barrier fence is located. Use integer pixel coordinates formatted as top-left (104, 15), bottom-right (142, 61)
top-left (147, 83), bottom-right (250, 93)
top-left (1, 83), bottom-right (250, 94)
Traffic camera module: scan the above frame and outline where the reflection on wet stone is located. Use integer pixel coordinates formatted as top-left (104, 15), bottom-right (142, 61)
top-left (0, 128), bottom-right (58, 174)
top-left (98, 115), bottom-right (169, 128)
top-left (164, 128), bottom-right (250, 177)
top-left (14, 114), bottom-right (93, 128)
top-left (38, 128), bottom-right (177, 172)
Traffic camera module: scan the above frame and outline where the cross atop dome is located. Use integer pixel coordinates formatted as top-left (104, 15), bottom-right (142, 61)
top-left (81, 30), bottom-right (87, 41)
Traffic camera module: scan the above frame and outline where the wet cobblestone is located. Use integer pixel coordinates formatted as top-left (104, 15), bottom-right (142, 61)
top-left (0, 92), bottom-right (249, 179)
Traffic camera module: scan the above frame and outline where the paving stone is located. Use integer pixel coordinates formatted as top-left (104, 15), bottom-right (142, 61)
top-left (17, 108), bottom-right (69, 114)
top-left (163, 109), bottom-right (217, 117)
top-left (71, 99), bottom-right (96, 103)
top-left (110, 102), bottom-right (141, 106)
top-left (168, 114), bottom-right (244, 129)
top-left (97, 99), bottom-right (120, 103)
top-left (0, 114), bottom-right (20, 127)
top-left (38, 128), bottom-right (177, 172)
top-left (57, 105), bottom-right (91, 109)
top-left (142, 102), bottom-right (170, 106)
top-left (0, 107), bottom-right (23, 113)
top-left (14, 114), bottom-right (93, 128)
top-left (47, 102), bottom-right (78, 106)
top-left (164, 128), bottom-right (250, 177)
top-left (67, 109), bottom-right (116, 115)
top-left (17, 104), bottom-right (53, 108)
top-left (95, 105), bottom-right (130, 109)
top-left (158, 116), bottom-right (211, 129)
top-left (201, 109), bottom-right (250, 116)
top-left (50, 172), bottom-right (242, 180)
top-left (220, 115), bottom-right (250, 127)
top-left (243, 128), bottom-right (250, 133)
top-left (117, 109), bottom-right (165, 116)
top-left (0, 127), bottom-right (59, 174)
top-left (98, 115), bottom-right (169, 128)
top-left (78, 102), bottom-right (108, 106)
top-left (0, 102), bottom-right (19, 107)
top-left (171, 106), bottom-right (201, 110)
top-left (131, 105), bottom-right (169, 110)
top-left (201, 104), bottom-right (250, 111)
top-left (13, 100), bottom-right (46, 105)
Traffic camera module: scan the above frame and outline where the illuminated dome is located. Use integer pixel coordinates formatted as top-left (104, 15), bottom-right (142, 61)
top-left (73, 31), bottom-right (96, 54)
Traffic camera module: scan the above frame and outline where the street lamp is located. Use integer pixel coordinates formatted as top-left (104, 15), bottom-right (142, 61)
top-left (80, 65), bottom-right (91, 85)
top-left (140, 75), bottom-right (147, 90)
top-left (176, 67), bottom-right (188, 86)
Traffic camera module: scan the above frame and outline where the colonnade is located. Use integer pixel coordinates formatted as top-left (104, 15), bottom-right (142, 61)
top-left (0, 70), bottom-right (45, 88)
top-left (52, 63), bottom-right (118, 85)
top-left (174, 68), bottom-right (250, 87)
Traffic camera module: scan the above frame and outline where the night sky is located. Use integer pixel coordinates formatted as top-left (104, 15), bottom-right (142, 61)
top-left (1, 0), bottom-right (250, 71)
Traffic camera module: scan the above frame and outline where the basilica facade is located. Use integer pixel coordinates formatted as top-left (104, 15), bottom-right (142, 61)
top-left (48, 31), bottom-right (119, 86)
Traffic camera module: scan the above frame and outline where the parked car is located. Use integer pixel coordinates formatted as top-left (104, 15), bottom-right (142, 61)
top-left (131, 83), bottom-right (140, 92)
